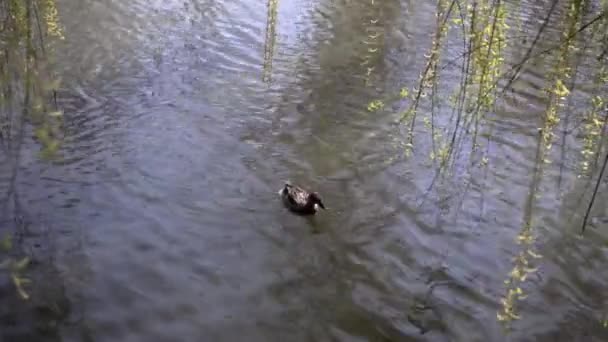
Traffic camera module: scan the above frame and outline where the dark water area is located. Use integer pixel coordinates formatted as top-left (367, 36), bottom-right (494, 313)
top-left (1, 0), bottom-right (608, 341)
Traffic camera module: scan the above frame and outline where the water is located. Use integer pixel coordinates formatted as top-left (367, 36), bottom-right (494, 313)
top-left (2, 0), bottom-right (608, 341)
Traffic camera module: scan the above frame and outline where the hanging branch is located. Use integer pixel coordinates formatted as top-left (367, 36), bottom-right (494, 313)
top-left (501, 0), bottom-right (559, 94)
top-left (582, 151), bottom-right (608, 233)
top-left (503, 9), bottom-right (607, 95)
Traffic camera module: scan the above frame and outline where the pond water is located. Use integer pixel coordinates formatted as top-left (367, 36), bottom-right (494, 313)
top-left (3, 0), bottom-right (608, 341)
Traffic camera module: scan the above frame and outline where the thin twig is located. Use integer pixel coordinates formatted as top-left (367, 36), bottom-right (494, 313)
top-left (502, 8), bottom-right (607, 94)
top-left (582, 151), bottom-right (608, 233)
top-left (500, 0), bottom-right (559, 94)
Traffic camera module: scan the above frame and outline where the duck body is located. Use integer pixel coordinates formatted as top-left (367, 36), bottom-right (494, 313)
top-left (279, 183), bottom-right (326, 215)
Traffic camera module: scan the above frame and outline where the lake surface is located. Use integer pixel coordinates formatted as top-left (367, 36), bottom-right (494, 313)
top-left (2, 0), bottom-right (608, 341)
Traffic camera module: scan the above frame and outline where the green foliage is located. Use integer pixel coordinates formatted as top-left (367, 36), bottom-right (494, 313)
top-left (0, 234), bottom-right (31, 300)
top-left (465, 0), bottom-right (508, 151)
top-left (367, 99), bottom-right (385, 112)
top-left (580, 67), bottom-right (608, 175)
top-left (0, 0), bottom-right (64, 158)
top-left (42, 0), bottom-right (65, 39)
top-left (0, 0), bottom-right (64, 303)
top-left (368, 0), bottom-right (607, 327)
top-left (497, 226), bottom-right (542, 323)
top-left (361, 0), bottom-right (383, 86)
top-left (1, 234), bottom-right (13, 251)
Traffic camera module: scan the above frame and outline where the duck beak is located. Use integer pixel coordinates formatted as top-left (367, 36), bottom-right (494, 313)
top-left (318, 201), bottom-right (326, 210)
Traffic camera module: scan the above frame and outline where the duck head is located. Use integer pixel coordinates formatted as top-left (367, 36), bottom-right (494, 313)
top-left (310, 192), bottom-right (326, 210)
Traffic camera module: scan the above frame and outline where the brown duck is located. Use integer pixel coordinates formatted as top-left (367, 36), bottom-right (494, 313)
top-left (279, 183), bottom-right (326, 215)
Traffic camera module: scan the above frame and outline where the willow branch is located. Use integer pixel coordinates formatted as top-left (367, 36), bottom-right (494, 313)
top-left (582, 151), bottom-right (608, 233)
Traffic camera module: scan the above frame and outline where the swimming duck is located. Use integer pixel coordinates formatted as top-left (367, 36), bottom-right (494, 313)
top-left (279, 183), bottom-right (326, 215)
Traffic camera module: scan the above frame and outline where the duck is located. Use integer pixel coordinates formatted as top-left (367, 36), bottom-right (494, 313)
top-left (278, 182), bottom-right (326, 215)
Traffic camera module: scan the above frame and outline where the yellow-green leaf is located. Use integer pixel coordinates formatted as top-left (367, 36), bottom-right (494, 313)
top-left (0, 234), bottom-right (12, 251)
top-left (13, 257), bottom-right (30, 271)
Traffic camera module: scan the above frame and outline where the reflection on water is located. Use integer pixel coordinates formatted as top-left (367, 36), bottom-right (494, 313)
top-left (1, 0), bottom-right (607, 341)
top-left (263, 0), bottom-right (279, 83)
